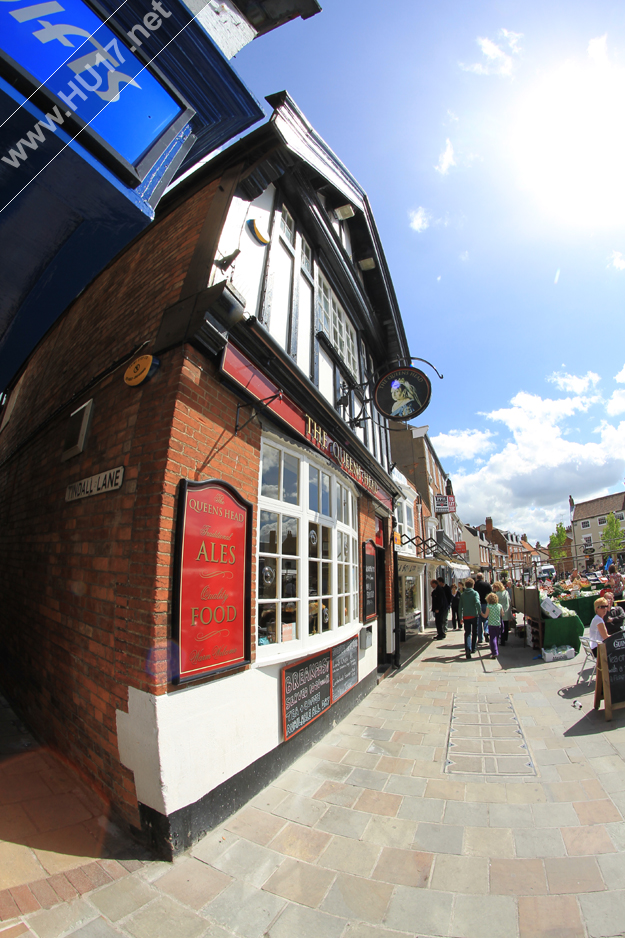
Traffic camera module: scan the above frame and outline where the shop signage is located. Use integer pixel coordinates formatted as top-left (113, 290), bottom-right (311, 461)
top-left (447, 496), bottom-right (456, 512)
top-left (393, 530), bottom-right (402, 548)
top-left (305, 416), bottom-right (378, 497)
top-left (373, 367), bottom-right (431, 421)
top-left (282, 649), bottom-right (331, 740)
top-left (583, 546), bottom-right (595, 555)
top-left (595, 632), bottom-right (625, 720)
top-left (363, 539), bottom-right (376, 622)
top-left (220, 344), bottom-right (393, 510)
top-left (0, 0), bottom-right (191, 181)
top-left (332, 636), bottom-right (358, 701)
top-left (172, 478), bottom-right (251, 684)
top-left (65, 465), bottom-right (123, 501)
top-left (455, 541), bottom-right (467, 554)
top-left (397, 559), bottom-right (422, 575)
top-left (434, 495), bottom-right (449, 513)
top-left (282, 635), bottom-right (359, 740)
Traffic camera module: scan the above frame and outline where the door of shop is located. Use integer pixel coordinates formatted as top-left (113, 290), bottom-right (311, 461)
top-left (376, 546), bottom-right (388, 665)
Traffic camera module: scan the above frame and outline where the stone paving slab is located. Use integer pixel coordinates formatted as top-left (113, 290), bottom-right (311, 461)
top-left (2, 630), bottom-right (625, 938)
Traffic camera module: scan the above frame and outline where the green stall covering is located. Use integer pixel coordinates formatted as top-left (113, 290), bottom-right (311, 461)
top-left (559, 596), bottom-right (597, 627)
top-left (542, 614), bottom-right (584, 652)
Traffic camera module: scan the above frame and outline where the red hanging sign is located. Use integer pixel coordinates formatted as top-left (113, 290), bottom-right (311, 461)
top-left (173, 479), bottom-right (252, 683)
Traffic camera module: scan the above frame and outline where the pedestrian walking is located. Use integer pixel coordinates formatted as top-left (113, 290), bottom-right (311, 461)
top-left (430, 578), bottom-right (449, 640)
top-left (458, 577), bottom-right (481, 658)
top-left (493, 580), bottom-right (512, 645)
top-left (450, 584), bottom-right (461, 629)
top-left (485, 592), bottom-right (504, 658)
top-left (473, 572), bottom-right (491, 644)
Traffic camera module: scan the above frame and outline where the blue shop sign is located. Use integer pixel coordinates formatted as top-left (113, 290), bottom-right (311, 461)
top-left (1, 0), bottom-right (191, 172)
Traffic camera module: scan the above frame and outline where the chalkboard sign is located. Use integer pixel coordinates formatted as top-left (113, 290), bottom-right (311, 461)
top-left (282, 650), bottom-right (331, 740)
top-left (363, 540), bottom-right (376, 622)
top-left (594, 632), bottom-right (625, 720)
top-left (332, 636), bottom-right (358, 702)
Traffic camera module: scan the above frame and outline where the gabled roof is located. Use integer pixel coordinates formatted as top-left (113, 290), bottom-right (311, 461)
top-left (167, 92), bottom-right (410, 365)
top-left (572, 492), bottom-right (625, 522)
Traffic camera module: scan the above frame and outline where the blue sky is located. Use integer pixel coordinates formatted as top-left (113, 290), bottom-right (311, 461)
top-left (232, 0), bottom-right (625, 543)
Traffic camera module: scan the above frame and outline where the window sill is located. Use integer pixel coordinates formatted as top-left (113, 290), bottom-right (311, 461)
top-left (254, 622), bottom-right (367, 670)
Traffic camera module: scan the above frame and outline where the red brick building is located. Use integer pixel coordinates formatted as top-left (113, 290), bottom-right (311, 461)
top-left (0, 95), bottom-right (410, 856)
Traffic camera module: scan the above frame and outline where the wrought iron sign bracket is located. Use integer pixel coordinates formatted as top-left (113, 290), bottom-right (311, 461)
top-left (235, 390), bottom-right (283, 435)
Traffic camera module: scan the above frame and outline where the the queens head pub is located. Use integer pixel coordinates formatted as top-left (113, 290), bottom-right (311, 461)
top-left (0, 93), bottom-right (432, 856)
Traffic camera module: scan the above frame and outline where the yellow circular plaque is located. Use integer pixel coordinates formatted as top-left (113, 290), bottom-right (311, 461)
top-left (124, 355), bottom-right (154, 386)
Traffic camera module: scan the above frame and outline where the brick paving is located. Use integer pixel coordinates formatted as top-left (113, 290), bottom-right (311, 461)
top-left (2, 628), bottom-right (625, 938)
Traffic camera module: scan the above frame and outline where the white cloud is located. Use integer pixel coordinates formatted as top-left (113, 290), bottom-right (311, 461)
top-left (445, 389), bottom-right (625, 543)
top-left (435, 139), bottom-right (456, 175)
top-left (459, 250), bottom-right (469, 262)
top-left (409, 207), bottom-right (430, 232)
top-left (501, 28), bottom-right (523, 54)
top-left (460, 29), bottom-right (522, 77)
top-left (615, 364), bottom-right (625, 383)
top-left (430, 429), bottom-right (495, 460)
top-left (547, 371), bottom-right (600, 394)
top-left (588, 34), bottom-right (608, 64)
top-left (608, 250), bottom-right (625, 270)
top-left (554, 269), bottom-right (560, 284)
top-left (606, 390), bottom-right (625, 416)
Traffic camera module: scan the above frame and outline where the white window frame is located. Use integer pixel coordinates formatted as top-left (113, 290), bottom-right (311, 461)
top-left (598, 517), bottom-right (607, 526)
top-left (280, 204), bottom-right (295, 246)
top-left (580, 520), bottom-right (590, 529)
top-left (583, 535), bottom-right (592, 546)
top-left (257, 436), bottom-right (360, 662)
top-left (317, 270), bottom-right (359, 379)
top-left (616, 513), bottom-right (624, 522)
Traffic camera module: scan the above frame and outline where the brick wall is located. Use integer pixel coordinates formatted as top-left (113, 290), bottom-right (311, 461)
top-left (0, 176), bottom-right (226, 827)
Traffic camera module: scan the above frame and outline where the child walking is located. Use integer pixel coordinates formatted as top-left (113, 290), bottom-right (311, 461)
top-left (485, 592), bottom-right (504, 658)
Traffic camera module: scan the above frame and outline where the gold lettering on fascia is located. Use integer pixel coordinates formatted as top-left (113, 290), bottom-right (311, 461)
top-left (305, 416), bottom-right (378, 495)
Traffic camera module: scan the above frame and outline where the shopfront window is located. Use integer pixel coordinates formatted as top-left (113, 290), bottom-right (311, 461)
top-left (258, 438), bottom-right (359, 651)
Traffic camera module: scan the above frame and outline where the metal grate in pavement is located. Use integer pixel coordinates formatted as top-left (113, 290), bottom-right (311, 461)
top-left (445, 693), bottom-right (536, 776)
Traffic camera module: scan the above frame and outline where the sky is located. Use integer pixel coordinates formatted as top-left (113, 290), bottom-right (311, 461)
top-left (231, 0), bottom-right (625, 544)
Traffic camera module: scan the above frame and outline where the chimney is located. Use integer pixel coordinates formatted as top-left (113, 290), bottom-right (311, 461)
top-left (522, 534), bottom-right (527, 542)
top-left (485, 517), bottom-right (493, 538)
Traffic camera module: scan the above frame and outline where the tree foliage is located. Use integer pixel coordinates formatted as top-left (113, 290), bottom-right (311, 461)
top-left (548, 522), bottom-right (568, 561)
top-left (601, 512), bottom-right (624, 555)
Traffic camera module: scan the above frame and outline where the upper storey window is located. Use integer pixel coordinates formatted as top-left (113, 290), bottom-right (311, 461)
top-left (280, 205), bottom-right (295, 246)
top-left (317, 271), bottom-right (358, 379)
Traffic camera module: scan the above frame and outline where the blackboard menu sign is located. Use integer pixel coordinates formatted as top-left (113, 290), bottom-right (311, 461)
top-left (363, 540), bottom-right (376, 622)
top-left (594, 632), bottom-right (625, 720)
top-left (282, 650), bottom-right (332, 740)
top-left (332, 636), bottom-right (358, 702)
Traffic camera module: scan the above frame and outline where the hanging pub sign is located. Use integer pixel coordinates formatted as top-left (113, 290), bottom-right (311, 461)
top-left (363, 539), bottom-right (377, 622)
top-left (374, 367), bottom-right (432, 421)
top-left (172, 479), bottom-right (252, 684)
top-left (434, 494), bottom-right (450, 513)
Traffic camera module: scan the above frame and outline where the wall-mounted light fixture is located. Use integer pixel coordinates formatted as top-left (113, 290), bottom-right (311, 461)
top-left (358, 256), bottom-right (376, 271)
top-left (334, 204), bottom-right (355, 221)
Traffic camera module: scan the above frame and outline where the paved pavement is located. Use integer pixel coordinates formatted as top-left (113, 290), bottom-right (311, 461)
top-left (2, 626), bottom-right (625, 938)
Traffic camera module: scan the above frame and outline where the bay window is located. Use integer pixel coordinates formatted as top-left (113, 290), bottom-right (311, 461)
top-left (258, 439), bottom-right (359, 651)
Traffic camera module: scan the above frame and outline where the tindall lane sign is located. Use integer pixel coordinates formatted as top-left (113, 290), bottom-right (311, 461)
top-left (173, 478), bottom-right (252, 684)
top-left (65, 466), bottom-right (124, 501)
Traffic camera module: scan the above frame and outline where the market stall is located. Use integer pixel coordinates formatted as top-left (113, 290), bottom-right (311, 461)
top-left (543, 614), bottom-right (584, 652)
top-left (559, 595), bottom-right (596, 627)
top-left (512, 585), bottom-right (584, 652)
